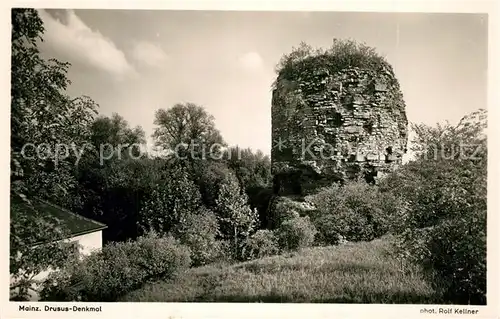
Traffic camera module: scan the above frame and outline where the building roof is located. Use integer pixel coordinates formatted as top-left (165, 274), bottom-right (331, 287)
top-left (12, 198), bottom-right (107, 245)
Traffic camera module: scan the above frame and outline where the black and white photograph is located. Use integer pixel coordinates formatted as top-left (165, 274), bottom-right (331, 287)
top-left (3, 2), bottom-right (498, 318)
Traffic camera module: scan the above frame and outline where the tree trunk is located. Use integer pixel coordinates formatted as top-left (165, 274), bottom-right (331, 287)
top-left (234, 226), bottom-right (238, 257)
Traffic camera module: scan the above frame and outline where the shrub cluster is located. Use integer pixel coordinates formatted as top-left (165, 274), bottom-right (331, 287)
top-left (307, 181), bottom-right (404, 245)
top-left (426, 210), bottom-right (486, 304)
top-left (384, 160), bottom-right (487, 304)
top-left (267, 196), bottom-right (301, 229)
top-left (274, 39), bottom-right (393, 89)
top-left (40, 233), bottom-right (191, 301)
top-left (264, 196), bottom-right (317, 252)
top-left (381, 109), bottom-right (487, 305)
top-left (173, 209), bottom-right (225, 266)
top-left (242, 229), bottom-right (280, 260)
top-left (275, 216), bottom-right (317, 251)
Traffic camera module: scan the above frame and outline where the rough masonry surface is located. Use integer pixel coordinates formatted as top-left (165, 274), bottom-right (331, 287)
top-left (271, 63), bottom-right (408, 195)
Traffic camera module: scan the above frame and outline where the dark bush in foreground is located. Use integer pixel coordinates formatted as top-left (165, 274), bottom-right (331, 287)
top-left (390, 160), bottom-right (487, 305)
top-left (388, 157), bottom-right (487, 304)
top-left (40, 233), bottom-right (191, 301)
top-left (307, 181), bottom-right (404, 244)
top-left (276, 216), bottom-right (317, 251)
top-left (242, 229), bottom-right (280, 260)
top-left (426, 211), bottom-right (486, 304)
top-left (385, 109), bottom-right (487, 305)
top-left (267, 197), bottom-right (301, 230)
top-left (173, 209), bottom-right (225, 266)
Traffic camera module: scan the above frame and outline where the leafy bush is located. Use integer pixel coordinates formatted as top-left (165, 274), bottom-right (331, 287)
top-left (40, 233), bottom-right (191, 301)
top-left (267, 196), bottom-right (301, 230)
top-left (426, 210), bottom-right (486, 304)
top-left (223, 146), bottom-right (273, 190)
top-left (133, 233), bottom-right (192, 279)
top-left (385, 109), bottom-right (487, 305)
top-left (274, 39), bottom-right (393, 88)
top-left (276, 216), bottom-right (317, 251)
top-left (390, 159), bottom-right (487, 304)
top-left (266, 196), bottom-right (318, 230)
top-left (137, 167), bottom-right (203, 236)
top-left (215, 172), bottom-right (259, 260)
top-left (242, 229), bottom-right (280, 260)
top-left (190, 160), bottom-right (234, 210)
top-left (307, 181), bottom-right (404, 244)
top-left (173, 209), bottom-right (224, 266)
top-left (10, 9), bottom-right (96, 299)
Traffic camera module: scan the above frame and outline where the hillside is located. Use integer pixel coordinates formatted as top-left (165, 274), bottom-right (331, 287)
top-left (120, 236), bottom-right (440, 303)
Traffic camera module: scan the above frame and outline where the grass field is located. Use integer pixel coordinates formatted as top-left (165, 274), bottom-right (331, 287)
top-left (120, 236), bottom-right (440, 303)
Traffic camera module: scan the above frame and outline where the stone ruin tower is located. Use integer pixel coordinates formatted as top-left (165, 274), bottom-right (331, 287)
top-left (271, 44), bottom-right (408, 195)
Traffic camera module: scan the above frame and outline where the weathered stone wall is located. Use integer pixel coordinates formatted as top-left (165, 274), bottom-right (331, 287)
top-left (271, 65), bottom-right (408, 195)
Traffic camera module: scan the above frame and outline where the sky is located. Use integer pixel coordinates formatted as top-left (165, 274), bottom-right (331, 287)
top-left (36, 9), bottom-right (488, 155)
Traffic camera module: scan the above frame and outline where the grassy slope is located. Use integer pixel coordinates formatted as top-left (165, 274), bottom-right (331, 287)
top-left (121, 236), bottom-right (440, 303)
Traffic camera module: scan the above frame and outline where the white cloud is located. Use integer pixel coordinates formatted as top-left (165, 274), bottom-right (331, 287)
top-left (238, 51), bottom-right (264, 71)
top-left (37, 9), bottom-right (134, 77)
top-left (130, 41), bottom-right (169, 68)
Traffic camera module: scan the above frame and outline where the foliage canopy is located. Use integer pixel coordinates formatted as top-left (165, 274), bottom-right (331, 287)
top-left (273, 39), bottom-right (393, 88)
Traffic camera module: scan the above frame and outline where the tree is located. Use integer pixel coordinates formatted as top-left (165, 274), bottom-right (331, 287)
top-left (89, 113), bottom-right (146, 159)
top-left (11, 9), bottom-right (98, 206)
top-left (189, 160), bottom-right (234, 209)
top-left (381, 109), bottom-right (487, 304)
top-left (74, 156), bottom-right (167, 243)
top-left (138, 167), bottom-right (203, 236)
top-left (410, 108), bottom-right (486, 162)
top-left (10, 8), bottom-right (98, 300)
top-left (172, 208), bottom-right (222, 266)
top-left (381, 109), bottom-right (487, 229)
top-left (152, 103), bottom-right (225, 159)
top-left (220, 147), bottom-right (273, 224)
top-left (215, 172), bottom-right (258, 259)
top-left (73, 113), bottom-right (150, 242)
top-left (223, 146), bottom-right (272, 190)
